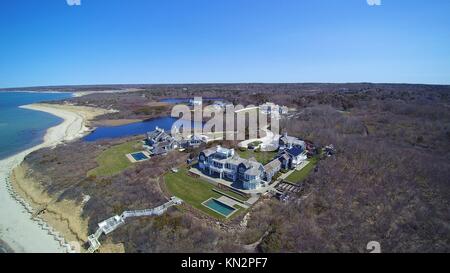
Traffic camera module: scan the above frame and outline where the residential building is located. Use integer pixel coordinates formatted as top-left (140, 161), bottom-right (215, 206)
top-left (198, 139), bottom-right (308, 189)
top-left (198, 146), bottom-right (269, 190)
top-left (279, 132), bottom-right (306, 150)
top-left (145, 127), bottom-right (178, 155)
top-left (180, 134), bottom-right (207, 149)
top-left (279, 146), bottom-right (308, 170)
top-left (263, 158), bottom-right (282, 182)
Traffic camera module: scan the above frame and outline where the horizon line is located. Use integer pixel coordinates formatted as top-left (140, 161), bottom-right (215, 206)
top-left (2, 81), bottom-right (450, 90)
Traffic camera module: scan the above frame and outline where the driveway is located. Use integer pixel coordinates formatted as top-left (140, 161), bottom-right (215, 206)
top-left (238, 126), bottom-right (280, 152)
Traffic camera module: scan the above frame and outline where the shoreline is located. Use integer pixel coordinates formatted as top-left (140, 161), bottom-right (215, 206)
top-left (20, 103), bottom-right (112, 143)
top-left (0, 88), bottom-right (142, 98)
top-left (0, 90), bottom-right (75, 96)
top-left (0, 103), bottom-right (111, 253)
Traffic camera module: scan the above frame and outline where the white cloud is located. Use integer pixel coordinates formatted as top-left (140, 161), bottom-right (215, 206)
top-left (66, 0), bottom-right (81, 6)
top-left (367, 0), bottom-right (381, 6)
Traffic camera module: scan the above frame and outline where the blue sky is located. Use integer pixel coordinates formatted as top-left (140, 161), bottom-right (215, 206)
top-left (0, 0), bottom-right (449, 88)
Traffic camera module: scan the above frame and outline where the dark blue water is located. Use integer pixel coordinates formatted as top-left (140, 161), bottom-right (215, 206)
top-left (160, 98), bottom-right (191, 104)
top-left (84, 117), bottom-right (177, 141)
top-left (84, 117), bottom-right (203, 142)
top-left (0, 92), bottom-right (73, 160)
top-left (160, 97), bottom-right (224, 104)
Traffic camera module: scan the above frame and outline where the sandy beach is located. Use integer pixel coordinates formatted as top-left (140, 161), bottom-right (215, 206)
top-left (0, 103), bottom-right (111, 253)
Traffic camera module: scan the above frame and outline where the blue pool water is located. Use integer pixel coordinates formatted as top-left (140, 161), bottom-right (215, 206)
top-left (203, 199), bottom-right (236, 217)
top-left (131, 152), bottom-right (149, 161)
top-left (0, 92), bottom-right (73, 160)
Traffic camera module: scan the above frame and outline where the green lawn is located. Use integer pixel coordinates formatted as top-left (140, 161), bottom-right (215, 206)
top-left (164, 168), bottom-right (245, 220)
top-left (285, 156), bottom-right (319, 184)
top-left (237, 150), bottom-right (278, 165)
top-left (213, 188), bottom-right (249, 202)
top-left (88, 140), bottom-right (142, 177)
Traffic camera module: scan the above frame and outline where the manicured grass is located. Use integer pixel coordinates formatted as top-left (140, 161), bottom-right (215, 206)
top-left (285, 156), bottom-right (319, 184)
top-left (88, 140), bottom-right (142, 177)
top-left (213, 188), bottom-right (249, 202)
top-left (236, 150), bottom-right (278, 165)
top-left (164, 168), bottom-right (245, 220)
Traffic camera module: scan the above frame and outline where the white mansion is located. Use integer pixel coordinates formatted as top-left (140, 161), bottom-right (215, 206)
top-left (198, 135), bottom-right (308, 190)
top-left (198, 146), bottom-right (276, 190)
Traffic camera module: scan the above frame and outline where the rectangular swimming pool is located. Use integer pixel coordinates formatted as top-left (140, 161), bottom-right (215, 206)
top-left (202, 198), bottom-right (237, 217)
top-left (131, 152), bottom-right (149, 161)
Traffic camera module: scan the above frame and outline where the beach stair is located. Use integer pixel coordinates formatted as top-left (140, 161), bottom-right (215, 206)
top-left (86, 196), bottom-right (183, 253)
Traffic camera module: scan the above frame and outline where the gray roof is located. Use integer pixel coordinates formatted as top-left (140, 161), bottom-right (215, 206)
top-left (199, 146), bottom-right (265, 177)
top-left (147, 128), bottom-right (173, 143)
top-left (227, 154), bottom-right (246, 165)
top-left (202, 147), bottom-right (217, 157)
top-left (245, 166), bottom-right (263, 176)
top-left (280, 135), bottom-right (304, 145)
top-left (152, 147), bottom-right (168, 155)
top-left (242, 158), bottom-right (263, 176)
top-left (154, 140), bottom-right (172, 148)
top-left (264, 159), bottom-right (281, 173)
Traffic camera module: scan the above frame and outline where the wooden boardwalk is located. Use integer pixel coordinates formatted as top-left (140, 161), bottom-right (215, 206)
top-left (87, 197), bottom-right (182, 253)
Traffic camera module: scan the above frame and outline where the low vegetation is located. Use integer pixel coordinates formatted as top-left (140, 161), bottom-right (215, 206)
top-left (20, 83), bottom-right (450, 252)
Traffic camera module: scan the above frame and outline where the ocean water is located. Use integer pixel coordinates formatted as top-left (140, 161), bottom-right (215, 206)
top-left (0, 92), bottom-right (73, 160)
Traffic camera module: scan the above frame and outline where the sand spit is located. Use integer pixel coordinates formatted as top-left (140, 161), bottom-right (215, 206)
top-left (0, 103), bottom-right (111, 253)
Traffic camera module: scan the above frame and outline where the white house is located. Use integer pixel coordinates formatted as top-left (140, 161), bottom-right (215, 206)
top-left (279, 146), bottom-right (308, 170)
top-left (279, 132), bottom-right (306, 150)
top-left (198, 146), bottom-right (269, 190)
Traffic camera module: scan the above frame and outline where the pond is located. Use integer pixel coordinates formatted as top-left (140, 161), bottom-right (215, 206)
top-left (84, 116), bottom-right (203, 142)
top-left (160, 97), bottom-right (224, 104)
